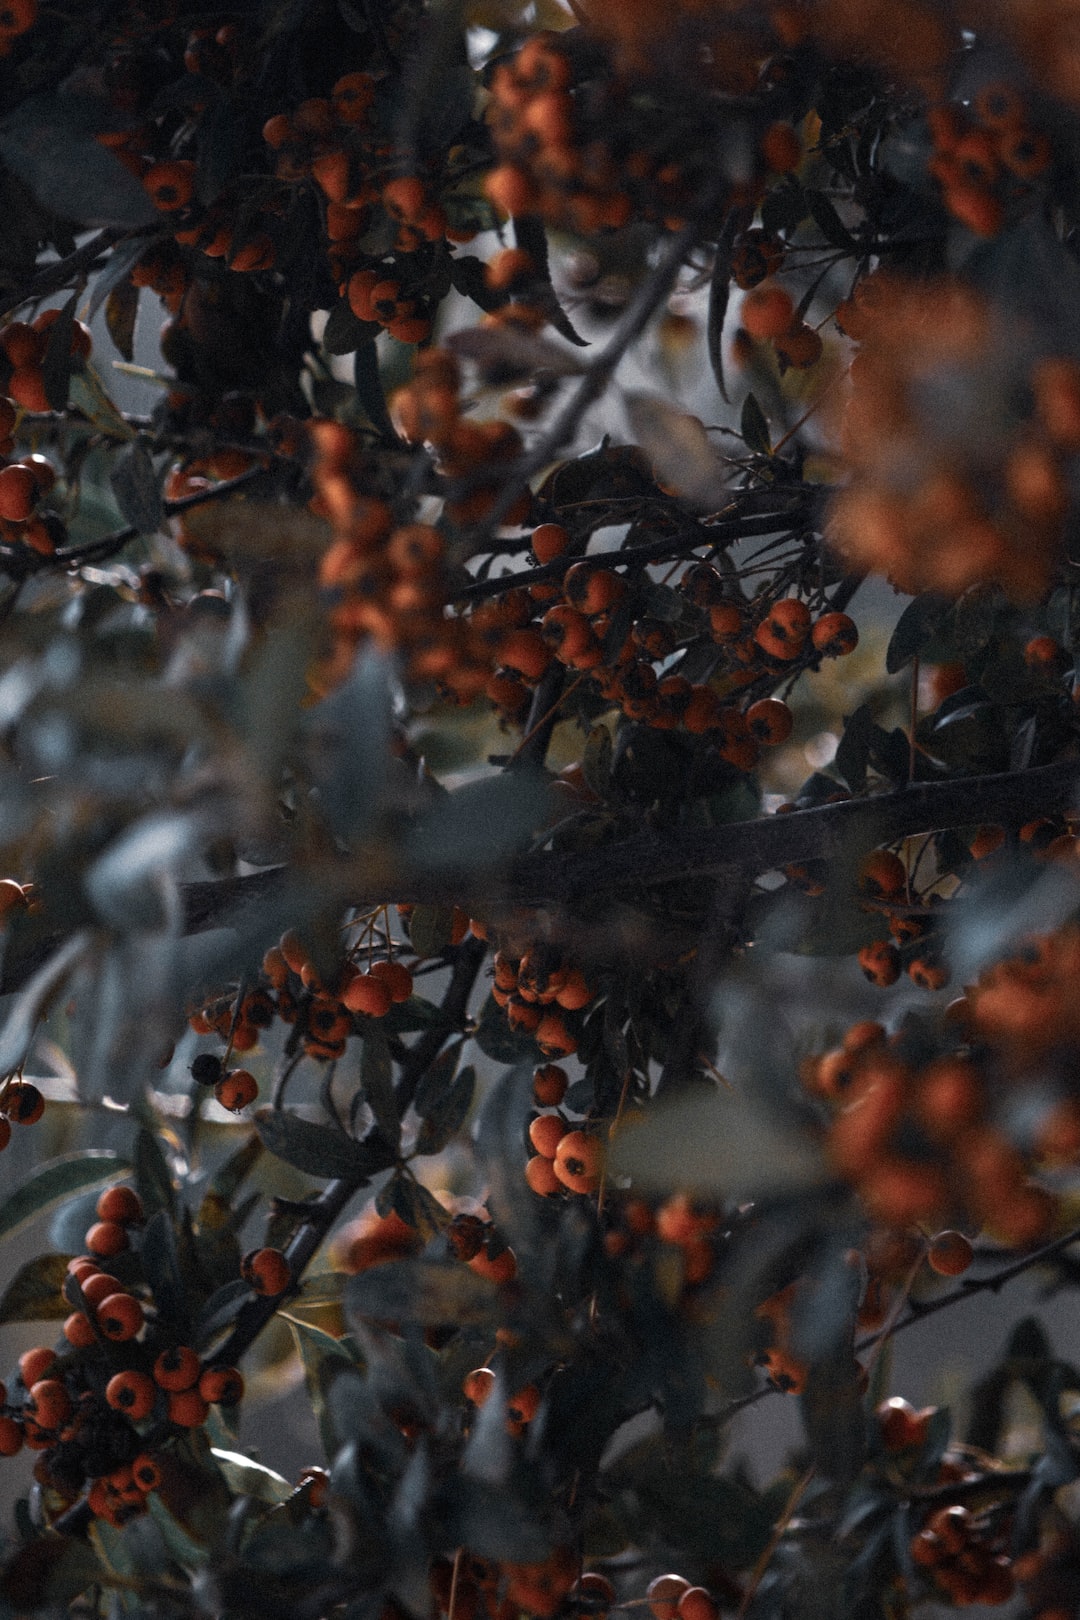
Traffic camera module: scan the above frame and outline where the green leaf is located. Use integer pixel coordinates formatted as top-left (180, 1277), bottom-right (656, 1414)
top-left (346, 1257), bottom-right (497, 1329)
top-left (287, 1315), bottom-right (361, 1461)
top-left (413, 1042), bottom-right (461, 1118)
top-left (104, 277), bottom-right (139, 362)
top-left (833, 702), bottom-right (874, 791)
top-left (0, 1253), bottom-right (72, 1322)
top-left (0, 1535), bottom-right (101, 1609)
top-left (415, 1065), bottom-right (475, 1156)
top-left (805, 189), bottom-right (860, 252)
top-left (707, 229), bottom-right (733, 403)
top-left (0, 1150), bottom-right (128, 1245)
top-left (609, 1090), bottom-right (825, 1198)
top-left (211, 1447), bottom-right (292, 1505)
top-left (254, 1108), bottom-right (387, 1180)
top-left (361, 1025), bottom-right (400, 1151)
top-left (109, 436), bottom-right (163, 534)
top-left (408, 905), bottom-right (455, 957)
top-left (885, 592), bottom-right (952, 674)
top-left (473, 992), bottom-right (538, 1063)
top-left (0, 931), bottom-right (90, 1079)
top-left (740, 391), bottom-right (771, 455)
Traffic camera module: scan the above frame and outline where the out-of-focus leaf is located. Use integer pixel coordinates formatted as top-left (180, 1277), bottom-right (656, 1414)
top-left (473, 992), bottom-right (538, 1062)
top-left (0, 930), bottom-right (90, 1078)
top-left (0, 97), bottom-right (160, 227)
top-left (85, 811), bottom-right (195, 930)
top-left (407, 906), bottom-right (454, 957)
top-left (610, 1090), bottom-right (826, 1197)
top-left (439, 1476), bottom-right (553, 1562)
top-left (0, 1535), bottom-right (101, 1609)
top-left (740, 391), bottom-right (771, 455)
top-left (87, 233), bottom-right (158, 321)
top-left (308, 645), bottom-right (392, 841)
top-left (801, 1349), bottom-right (866, 1484)
top-left (707, 234), bottom-right (732, 403)
top-left (449, 254), bottom-right (504, 313)
top-left (104, 278), bottom-right (139, 362)
top-left (447, 324), bottom-right (586, 381)
top-left (625, 394), bottom-right (727, 510)
top-left (885, 592), bottom-right (952, 673)
top-left (109, 436), bottom-right (163, 534)
top-left (346, 1258), bottom-right (498, 1328)
top-left (182, 503), bottom-right (327, 566)
top-left (0, 1150), bottom-right (127, 1244)
top-left (0, 1253), bottom-right (72, 1322)
top-left (415, 1065), bottom-right (475, 1155)
top-left (361, 1026), bottom-right (400, 1150)
top-left (323, 298), bottom-right (380, 355)
top-left (512, 214), bottom-right (588, 345)
top-left (413, 1042), bottom-right (461, 1117)
top-left (255, 1109), bottom-right (395, 1181)
top-left (195, 1279), bottom-right (250, 1347)
top-left (806, 189), bottom-right (860, 252)
top-left (408, 770), bottom-right (551, 871)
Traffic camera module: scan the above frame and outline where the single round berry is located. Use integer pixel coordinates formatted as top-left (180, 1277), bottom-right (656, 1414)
top-left (18, 1347), bottom-right (55, 1388)
top-left (132, 1454), bottom-right (163, 1492)
top-left (167, 1388), bottom-right (210, 1428)
top-left (1, 1081), bottom-right (44, 1124)
top-left (105, 1371), bottom-right (156, 1421)
top-left (198, 1366), bottom-right (244, 1405)
top-left (96, 1293), bottom-right (144, 1342)
top-left (928, 1230), bottom-right (975, 1276)
top-left (190, 1053), bottom-right (224, 1086)
top-left (242, 1247), bottom-right (291, 1297)
top-left (96, 1185), bottom-right (144, 1225)
top-left (153, 1346), bottom-right (200, 1392)
top-left (85, 1220), bottom-right (129, 1258)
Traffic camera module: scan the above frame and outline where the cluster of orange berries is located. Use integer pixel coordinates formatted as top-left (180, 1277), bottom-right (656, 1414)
top-left (492, 949), bottom-right (593, 1060)
top-left (430, 1545), bottom-right (583, 1620)
top-left (0, 310), bottom-right (93, 415)
top-left (807, 1019), bottom-right (1058, 1245)
top-left (0, 1185), bottom-right (272, 1527)
top-left (849, 849), bottom-right (949, 993)
top-left (739, 279), bottom-right (823, 372)
top-left (928, 85), bottom-right (1052, 240)
top-left (830, 272), bottom-right (1080, 599)
top-left (188, 928), bottom-right (417, 1071)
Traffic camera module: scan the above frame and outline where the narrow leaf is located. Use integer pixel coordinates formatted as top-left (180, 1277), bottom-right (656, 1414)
top-left (109, 436), bottom-right (163, 534)
top-left (740, 392), bottom-right (771, 455)
top-left (0, 1150), bottom-right (127, 1245)
top-left (254, 1107), bottom-right (385, 1180)
top-left (104, 278), bottom-right (139, 362)
top-left (361, 1025), bottom-right (400, 1151)
top-left (0, 1253), bottom-right (72, 1323)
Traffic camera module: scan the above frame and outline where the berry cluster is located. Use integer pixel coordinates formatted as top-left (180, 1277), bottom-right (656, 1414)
top-left (829, 273), bottom-right (1080, 599)
top-left (928, 86), bottom-right (1052, 239)
top-left (0, 1185), bottom-right (267, 1527)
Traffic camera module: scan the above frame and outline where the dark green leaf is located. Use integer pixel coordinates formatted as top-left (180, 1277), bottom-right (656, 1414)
top-left (346, 1257), bottom-right (497, 1328)
top-left (354, 339), bottom-right (398, 442)
top-left (885, 592), bottom-right (952, 674)
top-left (254, 1108), bottom-right (384, 1180)
top-left (761, 179), bottom-right (807, 235)
top-left (0, 1535), bottom-right (102, 1609)
top-left (415, 1065), bottom-right (475, 1155)
top-left (104, 278), bottom-right (139, 362)
top-left (41, 293), bottom-right (78, 413)
top-left (0, 97), bottom-right (159, 227)
top-left (109, 436), bottom-right (163, 534)
top-left (0, 931), bottom-right (88, 1079)
top-left (135, 1125), bottom-right (176, 1218)
top-left (449, 254), bottom-right (505, 313)
top-left (474, 992), bottom-right (539, 1063)
top-left (833, 702), bottom-right (874, 791)
top-left (707, 236), bottom-right (732, 403)
top-left (801, 1349), bottom-right (866, 1484)
top-left (323, 298), bottom-right (380, 355)
top-left (382, 1173), bottom-right (449, 1238)
top-left (806, 189), bottom-right (860, 252)
top-left (512, 214), bottom-right (588, 346)
top-left (740, 391), bottom-right (771, 455)
top-left (287, 1316), bottom-right (360, 1461)
top-left (0, 1253), bottom-right (72, 1323)
top-left (0, 1150), bottom-right (128, 1245)
top-left (141, 1209), bottom-right (189, 1334)
top-left (412, 1042), bottom-right (461, 1117)
top-left (361, 1025), bottom-right (400, 1151)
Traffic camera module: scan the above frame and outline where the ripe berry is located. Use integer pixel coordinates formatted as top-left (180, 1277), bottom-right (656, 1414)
top-left (648, 1576), bottom-right (692, 1620)
top-left (858, 940), bottom-right (901, 987)
top-left (341, 972), bottom-right (392, 1017)
top-left (531, 523), bottom-right (570, 564)
top-left (18, 1347), bottom-right (55, 1387)
top-left (97, 1293), bottom-right (144, 1342)
top-left (242, 1247), bottom-right (291, 1296)
top-left (468, 1245), bottom-right (517, 1284)
top-left (876, 1395), bottom-right (931, 1452)
top-left (26, 1379), bottom-right (71, 1429)
top-left (85, 1220), bottom-right (129, 1258)
top-left (528, 1113), bottom-right (567, 1158)
top-left (369, 959), bottom-right (414, 1002)
top-left (928, 1230), bottom-right (975, 1276)
top-left (214, 1068), bottom-right (259, 1111)
top-left (79, 1272), bottom-right (120, 1308)
top-left (168, 1388), bottom-right (210, 1427)
top-left (154, 1346), bottom-right (200, 1392)
top-left (506, 1384), bottom-right (540, 1428)
top-left (553, 1130), bottom-right (603, 1194)
top-left (677, 1589), bottom-right (719, 1620)
top-left (533, 1064), bottom-right (568, 1107)
top-left (746, 697), bottom-right (793, 746)
top-left (0, 463), bottom-right (37, 522)
top-left (463, 1367), bottom-right (496, 1406)
top-left (1, 1081), bottom-right (43, 1124)
top-left (525, 1154), bottom-right (561, 1196)
top-left (198, 1366), bottom-right (244, 1405)
top-left (106, 1371), bottom-right (156, 1421)
top-left (0, 1418), bottom-right (23, 1456)
top-left (63, 1312), bottom-right (96, 1348)
top-left (96, 1185), bottom-right (144, 1225)
top-left (132, 1454), bottom-right (162, 1492)
top-left (812, 612), bottom-right (859, 657)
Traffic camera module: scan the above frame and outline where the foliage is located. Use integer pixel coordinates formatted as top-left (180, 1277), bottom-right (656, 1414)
top-left (1, 2), bottom-right (1080, 1617)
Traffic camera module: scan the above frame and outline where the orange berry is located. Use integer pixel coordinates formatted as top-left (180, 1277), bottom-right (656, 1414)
top-left (198, 1366), bottom-right (244, 1404)
top-left (18, 1347), bottom-right (55, 1388)
top-left (677, 1589), bottom-right (718, 1620)
top-left (153, 1346), bottom-right (201, 1392)
top-left (648, 1576), bottom-right (692, 1620)
top-left (876, 1395), bottom-right (930, 1452)
top-left (26, 1379), bottom-right (71, 1430)
top-left (341, 972), bottom-right (392, 1017)
top-left (740, 283), bottom-right (795, 340)
top-left (463, 1367), bottom-right (496, 1406)
top-left (63, 1312), bottom-right (96, 1348)
top-left (0, 463), bottom-right (37, 521)
top-left (132, 1454), bottom-right (162, 1492)
top-left (927, 1230), bottom-right (974, 1276)
top-left (85, 1220), bottom-right (128, 1257)
top-left (7, 366), bottom-right (48, 412)
top-left (525, 1154), bottom-right (561, 1196)
top-left (811, 612), bottom-right (858, 657)
top-left (528, 1113), bottom-right (567, 1158)
top-left (553, 1130), bottom-right (603, 1194)
top-left (96, 1293), bottom-right (144, 1342)
top-left (242, 1246), bottom-right (291, 1296)
top-left (168, 1388), bottom-right (210, 1427)
top-left (96, 1185), bottom-right (144, 1225)
top-left (106, 1371), bottom-right (156, 1420)
top-left (369, 959), bottom-right (414, 1002)
top-left (533, 1064), bottom-right (568, 1106)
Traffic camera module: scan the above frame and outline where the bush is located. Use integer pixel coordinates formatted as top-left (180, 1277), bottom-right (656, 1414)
top-left (1, 2), bottom-right (1080, 1615)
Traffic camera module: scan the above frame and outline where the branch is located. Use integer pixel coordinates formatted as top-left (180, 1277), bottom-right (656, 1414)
top-left (0, 229), bottom-right (145, 320)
